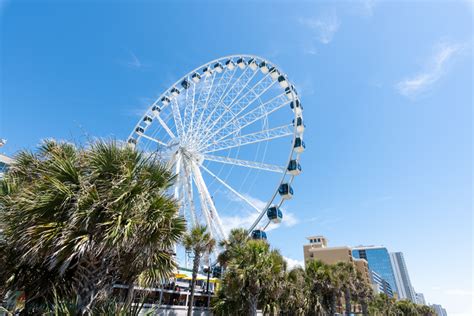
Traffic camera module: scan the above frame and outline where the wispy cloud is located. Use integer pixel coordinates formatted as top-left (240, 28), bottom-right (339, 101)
top-left (220, 193), bottom-right (299, 234)
top-left (396, 41), bottom-right (463, 98)
top-left (299, 11), bottom-right (340, 45)
top-left (283, 256), bottom-right (304, 270)
top-left (119, 51), bottom-right (150, 70)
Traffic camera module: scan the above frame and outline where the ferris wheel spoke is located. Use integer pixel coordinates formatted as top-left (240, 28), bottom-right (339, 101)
top-left (203, 154), bottom-right (285, 173)
top-left (200, 164), bottom-right (261, 214)
top-left (199, 90), bottom-right (287, 148)
top-left (195, 67), bottom-right (257, 143)
top-left (191, 162), bottom-right (226, 240)
top-left (201, 68), bottom-right (267, 141)
top-left (191, 69), bottom-right (238, 140)
top-left (155, 115), bottom-right (176, 139)
top-left (171, 99), bottom-right (185, 139)
top-left (203, 124), bottom-right (294, 154)
top-left (139, 133), bottom-right (169, 147)
top-left (186, 72), bottom-right (217, 142)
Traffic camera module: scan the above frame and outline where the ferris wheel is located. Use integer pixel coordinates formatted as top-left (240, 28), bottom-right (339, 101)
top-left (127, 55), bottom-right (305, 245)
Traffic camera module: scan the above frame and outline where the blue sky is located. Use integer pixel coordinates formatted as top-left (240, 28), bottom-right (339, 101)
top-left (1, 0), bottom-right (472, 314)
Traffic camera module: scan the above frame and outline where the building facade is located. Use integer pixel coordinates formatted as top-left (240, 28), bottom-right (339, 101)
top-left (430, 304), bottom-right (448, 316)
top-left (415, 292), bottom-right (426, 305)
top-left (352, 246), bottom-right (399, 296)
top-left (370, 270), bottom-right (394, 297)
top-left (303, 236), bottom-right (370, 284)
top-left (390, 252), bottom-right (416, 302)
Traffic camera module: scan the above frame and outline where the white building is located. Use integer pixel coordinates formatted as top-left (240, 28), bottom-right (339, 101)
top-left (390, 252), bottom-right (416, 302)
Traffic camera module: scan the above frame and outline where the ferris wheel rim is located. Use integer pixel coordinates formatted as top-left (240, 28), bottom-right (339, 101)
top-left (127, 54), bottom-right (305, 241)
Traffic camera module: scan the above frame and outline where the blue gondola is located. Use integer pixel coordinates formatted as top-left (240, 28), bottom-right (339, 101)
top-left (278, 183), bottom-right (294, 199)
top-left (290, 100), bottom-right (303, 114)
top-left (127, 138), bottom-right (137, 145)
top-left (237, 58), bottom-right (246, 69)
top-left (269, 67), bottom-right (280, 80)
top-left (259, 61), bottom-right (269, 74)
top-left (170, 87), bottom-right (180, 97)
top-left (214, 62), bottom-right (223, 73)
top-left (267, 206), bottom-right (283, 223)
top-left (152, 105), bottom-right (161, 116)
top-left (251, 230), bottom-right (267, 240)
top-left (192, 72), bottom-right (201, 83)
top-left (278, 75), bottom-right (289, 88)
top-left (287, 160), bottom-right (302, 175)
top-left (294, 137), bottom-right (306, 153)
top-left (285, 87), bottom-right (296, 100)
top-left (161, 96), bottom-right (171, 106)
top-left (225, 59), bottom-right (236, 70)
top-left (181, 79), bottom-right (191, 89)
top-left (135, 126), bottom-right (145, 135)
top-left (203, 66), bottom-right (212, 76)
top-left (293, 117), bottom-right (305, 133)
top-left (248, 58), bottom-right (258, 71)
top-left (143, 116), bottom-right (153, 125)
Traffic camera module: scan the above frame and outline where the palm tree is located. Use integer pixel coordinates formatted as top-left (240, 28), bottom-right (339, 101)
top-left (368, 293), bottom-right (397, 315)
top-left (305, 260), bottom-right (338, 315)
top-left (182, 225), bottom-right (216, 316)
top-left (213, 239), bottom-right (286, 316)
top-left (333, 261), bottom-right (356, 315)
top-left (352, 270), bottom-right (373, 315)
top-left (217, 228), bottom-right (248, 267)
top-left (279, 266), bottom-right (309, 315)
top-left (0, 140), bottom-right (186, 313)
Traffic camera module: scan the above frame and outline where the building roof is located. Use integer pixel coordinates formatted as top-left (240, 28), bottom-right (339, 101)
top-left (0, 154), bottom-right (13, 165)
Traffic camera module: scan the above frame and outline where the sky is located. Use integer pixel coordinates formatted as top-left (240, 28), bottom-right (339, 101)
top-left (1, 0), bottom-right (472, 314)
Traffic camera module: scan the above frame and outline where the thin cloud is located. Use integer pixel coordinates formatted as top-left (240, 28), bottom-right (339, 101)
top-left (299, 12), bottom-right (340, 45)
top-left (396, 41), bottom-right (463, 98)
top-left (119, 51), bottom-right (150, 70)
top-left (220, 192), bottom-right (299, 234)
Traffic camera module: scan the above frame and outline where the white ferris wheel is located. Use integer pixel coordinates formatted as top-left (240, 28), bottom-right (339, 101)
top-left (128, 55), bottom-right (305, 246)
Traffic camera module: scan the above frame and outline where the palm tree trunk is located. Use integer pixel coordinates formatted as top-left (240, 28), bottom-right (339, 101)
top-left (344, 288), bottom-right (351, 315)
top-left (361, 301), bottom-right (368, 316)
top-left (248, 294), bottom-right (258, 316)
top-left (187, 252), bottom-right (200, 316)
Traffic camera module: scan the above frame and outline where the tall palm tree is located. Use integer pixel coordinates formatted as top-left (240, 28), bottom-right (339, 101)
top-left (0, 140), bottom-right (186, 314)
top-left (279, 266), bottom-right (309, 315)
top-left (306, 260), bottom-right (340, 315)
top-left (333, 261), bottom-right (356, 315)
top-left (352, 270), bottom-right (373, 315)
top-left (217, 228), bottom-right (248, 267)
top-left (182, 225), bottom-right (216, 316)
top-left (213, 239), bottom-right (286, 316)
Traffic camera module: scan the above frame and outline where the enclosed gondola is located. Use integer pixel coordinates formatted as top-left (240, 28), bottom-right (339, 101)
top-left (290, 100), bottom-right (303, 115)
top-left (161, 96), bottom-right (171, 106)
top-left (259, 61), bottom-right (269, 74)
top-left (278, 183), bottom-right (294, 199)
top-left (181, 79), bottom-right (191, 89)
top-left (170, 87), bottom-right (180, 97)
top-left (267, 206), bottom-right (283, 223)
top-left (248, 58), bottom-right (258, 71)
top-left (143, 116), bottom-right (153, 125)
top-left (225, 59), bottom-right (236, 70)
top-left (278, 75), bottom-right (289, 88)
top-left (214, 62), bottom-right (223, 73)
top-left (293, 117), bottom-right (305, 133)
top-left (135, 126), bottom-right (145, 135)
top-left (269, 67), bottom-right (280, 80)
top-left (287, 160), bottom-right (302, 175)
top-left (251, 229), bottom-right (267, 240)
top-left (192, 72), bottom-right (201, 83)
top-left (294, 137), bottom-right (306, 153)
top-left (203, 66), bottom-right (212, 76)
top-left (152, 105), bottom-right (161, 116)
top-left (237, 58), bottom-right (246, 69)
